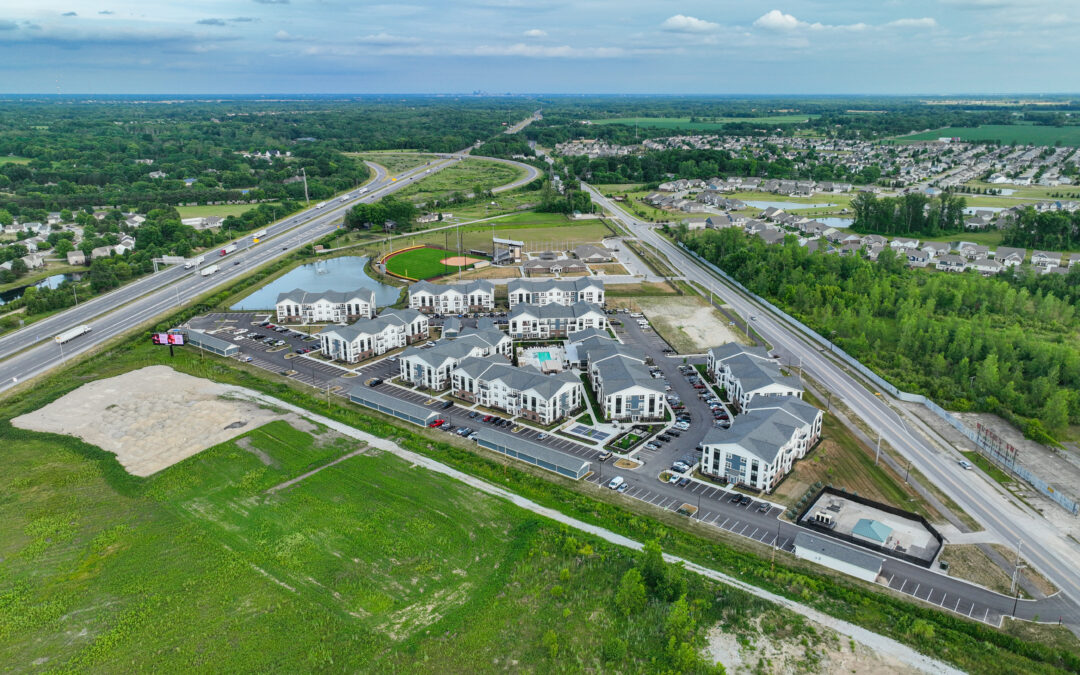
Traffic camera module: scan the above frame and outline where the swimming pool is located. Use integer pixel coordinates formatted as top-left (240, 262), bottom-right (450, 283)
top-left (536, 352), bottom-right (552, 362)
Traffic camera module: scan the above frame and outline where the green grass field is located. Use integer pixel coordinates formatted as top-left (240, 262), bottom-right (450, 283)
top-left (962, 181), bottom-right (1080, 200)
top-left (591, 115), bottom-right (818, 131)
top-left (0, 383), bottom-right (766, 671)
top-left (175, 202), bottom-right (281, 220)
top-left (350, 151), bottom-right (440, 175)
top-left (0, 155), bottom-right (31, 165)
top-left (895, 125), bottom-right (1080, 146)
top-left (385, 246), bottom-right (480, 279)
top-left (396, 220), bottom-right (613, 257)
top-left (920, 230), bottom-right (1005, 247)
top-left (394, 159), bottom-right (525, 205)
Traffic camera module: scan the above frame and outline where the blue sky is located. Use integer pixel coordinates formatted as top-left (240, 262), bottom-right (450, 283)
top-left (0, 1), bottom-right (1076, 94)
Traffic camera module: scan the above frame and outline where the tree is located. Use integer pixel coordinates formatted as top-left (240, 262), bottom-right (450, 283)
top-left (640, 539), bottom-right (667, 593)
top-left (614, 568), bottom-right (647, 617)
top-left (10, 257), bottom-right (28, 278)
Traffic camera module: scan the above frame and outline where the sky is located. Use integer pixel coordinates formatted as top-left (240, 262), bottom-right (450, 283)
top-left (0, 1), bottom-right (1077, 95)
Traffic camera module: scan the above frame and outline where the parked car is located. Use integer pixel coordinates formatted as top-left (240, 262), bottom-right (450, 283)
top-left (367, 378), bottom-right (383, 387)
top-left (677, 477), bottom-right (690, 488)
top-left (598, 450), bottom-right (612, 462)
top-left (672, 461), bottom-right (690, 473)
top-left (428, 419), bottom-right (445, 428)
top-left (607, 476), bottom-right (625, 490)
top-left (959, 460), bottom-right (974, 470)
top-left (739, 495), bottom-right (752, 506)
top-left (729, 494), bottom-right (742, 503)
top-left (617, 483), bottom-right (629, 493)
top-left (657, 434), bottom-right (671, 442)
top-left (537, 433), bottom-right (548, 440)
top-left (440, 400), bottom-right (453, 409)
top-left (758, 502), bottom-right (770, 512)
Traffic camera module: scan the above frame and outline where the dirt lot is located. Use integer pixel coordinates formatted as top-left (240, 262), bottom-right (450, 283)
top-left (613, 295), bottom-right (747, 353)
top-left (588, 263), bottom-right (629, 275)
top-left (11, 365), bottom-right (298, 476)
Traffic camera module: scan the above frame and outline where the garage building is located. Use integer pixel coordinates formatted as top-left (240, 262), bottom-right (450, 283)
top-left (349, 387), bottom-right (438, 427)
top-left (475, 428), bottom-right (590, 480)
top-left (186, 330), bottom-right (239, 357)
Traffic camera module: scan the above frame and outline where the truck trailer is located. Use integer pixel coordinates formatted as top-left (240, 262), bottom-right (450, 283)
top-left (200, 265), bottom-right (219, 277)
top-left (54, 325), bottom-right (92, 344)
top-left (183, 255), bottom-right (205, 269)
top-left (220, 243), bottom-right (237, 256)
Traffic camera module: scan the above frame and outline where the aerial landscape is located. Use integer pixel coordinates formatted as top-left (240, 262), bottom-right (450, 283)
top-left (3, 2), bottom-right (1080, 674)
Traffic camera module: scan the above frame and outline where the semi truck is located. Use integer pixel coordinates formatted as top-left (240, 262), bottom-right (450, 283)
top-left (54, 325), bottom-right (91, 344)
top-left (200, 265), bottom-right (219, 277)
top-left (183, 255), bottom-right (205, 269)
top-left (252, 229), bottom-right (267, 241)
top-left (219, 243), bottom-right (237, 256)
top-left (314, 201), bottom-right (327, 209)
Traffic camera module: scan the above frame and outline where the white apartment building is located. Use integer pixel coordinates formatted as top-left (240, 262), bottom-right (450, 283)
top-left (408, 280), bottom-right (495, 314)
top-left (276, 288), bottom-right (376, 325)
top-left (318, 308), bottom-right (429, 363)
top-left (507, 278), bottom-right (604, 308)
top-left (451, 356), bottom-right (583, 425)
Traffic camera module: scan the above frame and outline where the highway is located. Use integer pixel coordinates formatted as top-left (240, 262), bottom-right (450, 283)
top-left (584, 184), bottom-right (1080, 623)
top-left (0, 152), bottom-right (528, 392)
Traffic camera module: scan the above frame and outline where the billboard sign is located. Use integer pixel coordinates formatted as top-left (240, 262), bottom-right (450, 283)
top-left (152, 333), bottom-right (185, 346)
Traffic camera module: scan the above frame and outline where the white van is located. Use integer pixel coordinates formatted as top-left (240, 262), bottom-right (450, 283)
top-left (607, 476), bottom-right (625, 490)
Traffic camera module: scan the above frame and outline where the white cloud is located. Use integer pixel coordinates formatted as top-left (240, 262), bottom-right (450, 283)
top-left (274, 29), bottom-right (298, 42)
top-left (471, 43), bottom-right (624, 58)
top-left (357, 32), bottom-right (419, 45)
top-left (661, 14), bottom-right (721, 34)
top-left (523, 28), bottom-right (547, 37)
top-left (753, 10), bottom-right (800, 32)
top-left (887, 17), bottom-right (938, 29)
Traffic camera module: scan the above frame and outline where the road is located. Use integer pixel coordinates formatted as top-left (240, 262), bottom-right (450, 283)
top-left (584, 184), bottom-right (1080, 625)
top-left (0, 152), bottom-right (535, 393)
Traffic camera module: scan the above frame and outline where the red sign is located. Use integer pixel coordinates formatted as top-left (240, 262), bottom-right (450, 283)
top-left (152, 333), bottom-right (185, 346)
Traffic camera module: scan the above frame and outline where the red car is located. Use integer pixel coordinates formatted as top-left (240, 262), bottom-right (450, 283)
top-left (428, 419), bottom-right (446, 428)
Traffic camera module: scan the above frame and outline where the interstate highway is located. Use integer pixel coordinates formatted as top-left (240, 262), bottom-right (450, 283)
top-left (584, 184), bottom-right (1080, 625)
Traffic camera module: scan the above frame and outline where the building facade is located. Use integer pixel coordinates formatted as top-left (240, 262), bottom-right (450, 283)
top-left (408, 280), bottom-right (495, 314)
top-left (276, 288), bottom-right (377, 325)
top-left (451, 357), bottom-right (583, 424)
top-left (707, 343), bottom-right (803, 411)
top-left (507, 278), bottom-right (605, 308)
top-left (318, 308), bottom-right (429, 363)
top-left (508, 302), bottom-right (607, 339)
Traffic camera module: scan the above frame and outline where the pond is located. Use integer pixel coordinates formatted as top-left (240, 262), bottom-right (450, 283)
top-left (0, 272), bottom-right (83, 307)
top-left (742, 200), bottom-right (838, 211)
top-left (230, 256), bottom-right (401, 311)
top-left (814, 217), bottom-right (854, 229)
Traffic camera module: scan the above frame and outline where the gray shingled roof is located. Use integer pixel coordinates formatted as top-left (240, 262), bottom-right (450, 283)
top-left (708, 343), bottom-right (770, 363)
top-left (510, 301), bottom-right (604, 320)
top-left (722, 354), bottom-right (801, 393)
top-left (595, 354), bottom-right (665, 395)
top-left (318, 308), bottom-right (424, 342)
top-left (454, 356), bottom-right (580, 398)
top-left (701, 406), bottom-right (808, 464)
top-left (745, 397), bottom-right (820, 428)
top-left (794, 532), bottom-right (884, 574)
top-left (276, 287), bottom-right (376, 305)
top-left (507, 277), bottom-right (603, 294)
top-left (567, 327), bottom-right (612, 343)
top-left (409, 279), bottom-right (494, 296)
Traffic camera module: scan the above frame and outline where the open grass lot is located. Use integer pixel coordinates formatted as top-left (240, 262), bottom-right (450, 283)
top-left (441, 191), bottom-right (541, 220)
top-left (372, 220), bottom-right (614, 259)
top-left (920, 230), bottom-right (1005, 247)
top-left (0, 370), bottom-right (778, 672)
top-left (591, 115), bottom-right (818, 130)
top-left (175, 202), bottom-right (281, 220)
top-left (349, 151), bottom-right (440, 175)
top-left (895, 125), bottom-right (1080, 146)
top-left (962, 180), bottom-right (1080, 200)
top-left (393, 159), bottom-right (525, 205)
top-left (0, 155), bottom-right (31, 165)
top-left (385, 246), bottom-right (480, 280)
top-left (940, 545), bottom-right (1019, 597)
top-left (730, 190), bottom-right (855, 209)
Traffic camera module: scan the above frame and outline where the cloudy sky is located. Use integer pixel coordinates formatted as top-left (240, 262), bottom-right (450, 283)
top-left (0, 1), bottom-right (1075, 94)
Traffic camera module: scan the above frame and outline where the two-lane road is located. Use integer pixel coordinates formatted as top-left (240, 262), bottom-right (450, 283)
top-left (585, 184), bottom-right (1080, 622)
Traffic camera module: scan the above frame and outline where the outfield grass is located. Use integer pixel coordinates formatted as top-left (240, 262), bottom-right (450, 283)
top-left (895, 125), bottom-right (1080, 147)
top-left (385, 246), bottom-right (478, 279)
top-left (175, 202), bottom-right (281, 220)
top-left (591, 115), bottom-right (818, 130)
top-left (394, 159), bottom-right (525, 205)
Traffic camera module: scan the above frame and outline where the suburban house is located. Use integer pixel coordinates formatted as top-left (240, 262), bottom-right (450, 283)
top-left (1069, 253), bottom-right (1080, 268)
top-left (969, 259), bottom-right (1004, 276)
top-left (994, 246), bottom-right (1026, 267)
top-left (399, 330), bottom-right (512, 390)
top-left (579, 337), bottom-right (666, 422)
top-left (573, 244), bottom-right (615, 263)
top-left (318, 308), bottom-right (429, 363)
top-left (921, 242), bottom-right (949, 259)
top-left (1031, 251), bottom-right (1063, 269)
top-left (408, 280), bottom-right (495, 314)
top-left (699, 398), bottom-right (823, 492)
top-left (890, 238), bottom-right (921, 252)
top-left (66, 250), bottom-right (86, 265)
top-left (935, 254), bottom-right (968, 273)
top-left (508, 302), bottom-right (607, 339)
top-left (451, 356), bottom-right (584, 424)
top-left (707, 343), bottom-right (803, 412)
top-left (507, 278), bottom-right (605, 308)
top-left (276, 288), bottom-right (377, 325)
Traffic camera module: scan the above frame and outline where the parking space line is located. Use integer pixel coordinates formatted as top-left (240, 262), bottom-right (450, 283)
top-left (912, 583), bottom-right (920, 597)
top-left (739, 523), bottom-right (750, 535)
top-left (900, 579), bottom-right (908, 593)
top-left (750, 528), bottom-right (759, 539)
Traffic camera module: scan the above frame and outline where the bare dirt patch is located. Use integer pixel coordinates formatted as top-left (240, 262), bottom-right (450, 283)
top-left (12, 365), bottom-right (284, 476)
top-left (622, 295), bottom-right (746, 352)
top-left (440, 255), bottom-right (484, 266)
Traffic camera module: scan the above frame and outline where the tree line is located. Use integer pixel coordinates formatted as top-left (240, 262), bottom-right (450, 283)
top-left (850, 191), bottom-right (967, 236)
top-left (1000, 207), bottom-right (1080, 250)
top-left (679, 227), bottom-right (1080, 440)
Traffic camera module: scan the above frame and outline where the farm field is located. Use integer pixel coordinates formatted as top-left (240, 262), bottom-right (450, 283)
top-left (895, 125), bottom-right (1080, 146)
top-left (175, 202), bottom-right (281, 220)
top-left (384, 246), bottom-right (482, 280)
top-left (590, 115), bottom-right (818, 130)
top-left (349, 151), bottom-right (440, 174)
top-left (373, 219), bottom-right (614, 259)
top-left (0, 376), bottom-right (780, 672)
top-left (393, 158), bottom-right (525, 205)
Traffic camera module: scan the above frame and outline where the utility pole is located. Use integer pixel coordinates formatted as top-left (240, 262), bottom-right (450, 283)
top-left (875, 434), bottom-right (881, 466)
top-left (1010, 539), bottom-right (1023, 595)
top-left (301, 167), bottom-right (310, 205)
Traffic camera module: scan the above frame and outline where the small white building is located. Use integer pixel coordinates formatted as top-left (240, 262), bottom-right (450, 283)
top-left (793, 532), bottom-right (884, 584)
top-left (276, 288), bottom-right (377, 325)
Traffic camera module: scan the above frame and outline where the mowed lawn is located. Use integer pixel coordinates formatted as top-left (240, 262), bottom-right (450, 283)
top-left (175, 202), bottom-right (281, 220)
top-left (0, 155), bottom-right (31, 165)
top-left (400, 220), bottom-right (614, 255)
top-left (0, 408), bottom-right (739, 671)
top-left (895, 125), bottom-right (1080, 146)
top-left (394, 159), bottom-right (525, 204)
top-left (385, 246), bottom-right (479, 279)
